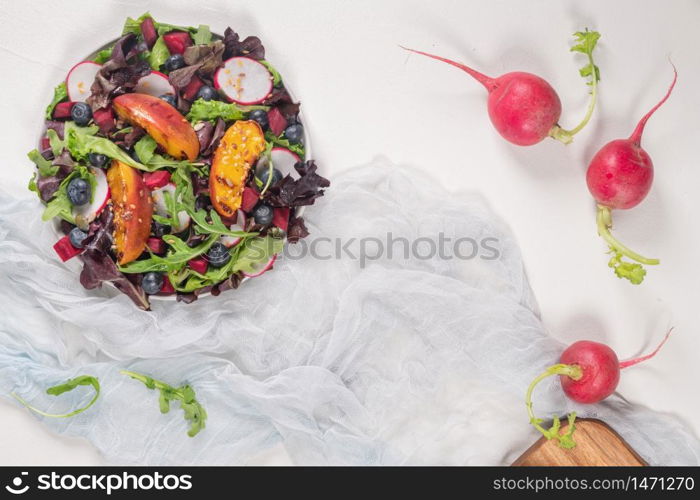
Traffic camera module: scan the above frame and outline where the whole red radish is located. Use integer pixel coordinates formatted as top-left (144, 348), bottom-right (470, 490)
top-left (587, 67), bottom-right (677, 284)
top-left (401, 30), bottom-right (601, 146)
top-left (526, 329), bottom-right (672, 448)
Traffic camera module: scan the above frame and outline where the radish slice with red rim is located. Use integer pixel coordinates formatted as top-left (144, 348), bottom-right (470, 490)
top-left (151, 183), bottom-right (191, 232)
top-left (256, 147), bottom-right (301, 178)
top-left (220, 210), bottom-right (247, 248)
top-left (214, 57), bottom-right (273, 105)
top-left (66, 61), bottom-right (102, 102)
top-left (243, 254), bottom-right (277, 278)
top-left (134, 71), bottom-right (176, 97)
top-left (74, 167), bottom-right (110, 229)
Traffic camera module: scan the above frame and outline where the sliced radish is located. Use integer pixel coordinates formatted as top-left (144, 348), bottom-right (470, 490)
top-left (135, 71), bottom-right (175, 97)
top-left (73, 167), bottom-right (109, 228)
top-left (220, 210), bottom-right (247, 247)
top-left (151, 183), bottom-right (191, 232)
top-left (257, 147), bottom-right (301, 178)
top-left (243, 254), bottom-right (277, 278)
top-left (215, 57), bottom-right (273, 105)
top-left (66, 61), bottom-right (102, 102)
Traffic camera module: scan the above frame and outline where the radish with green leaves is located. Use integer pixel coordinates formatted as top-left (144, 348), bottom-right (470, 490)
top-left (526, 329), bottom-right (672, 448)
top-left (401, 30), bottom-right (601, 146)
top-left (587, 67), bottom-right (677, 284)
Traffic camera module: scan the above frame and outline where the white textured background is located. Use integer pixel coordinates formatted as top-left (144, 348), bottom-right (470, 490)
top-left (0, 0), bottom-right (698, 465)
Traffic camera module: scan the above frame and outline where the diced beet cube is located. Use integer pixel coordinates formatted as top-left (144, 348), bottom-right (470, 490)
top-left (241, 187), bottom-right (260, 213)
top-left (140, 17), bottom-right (158, 49)
top-left (272, 207), bottom-right (290, 232)
top-left (144, 171), bottom-right (172, 190)
top-left (53, 235), bottom-right (83, 262)
top-left (53, 101), bottom-right (75, 119)
top-left (40, 136), bottom-right (51, 152)
top-left (267, 108), bottom-right (288, 137)
top-left (147, 237), bottom-right (166, 255)
top-left (93, 107), bottom-right (116, 133)
top-left (163, 31), bottom-right (192, 55)
top-left (182, 75), bottom-right (204, 101)
top-left (160, 276), bottom-right (175, 294)
top-left (188, 257), bottom-right (208, 274)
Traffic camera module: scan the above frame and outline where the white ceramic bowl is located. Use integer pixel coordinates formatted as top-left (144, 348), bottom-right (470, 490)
top-left (47, 34), bottom-right (313, 302)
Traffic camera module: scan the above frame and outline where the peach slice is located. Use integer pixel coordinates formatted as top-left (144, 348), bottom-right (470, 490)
top-left (112, 93), bottom-right (199, 161)
top-left (210, 120), bottom-right (266, 217)
top-left (107, 160), bottom-right (153, 265)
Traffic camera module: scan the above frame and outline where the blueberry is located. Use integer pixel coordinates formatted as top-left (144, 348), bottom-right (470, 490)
top-left (151, 220), bottom-right (171, 238)
top-left (67, 177), bottom-right (91, 206)
top-left (163, 54), bottom-right (185, 72)
top-left (196, 85), bottom-right (218, 101)
top-left (253, 204), bottom-right (273, 225)
top-left (249, 109), bottom-right (269, 131)
top-left (71, 102), bottom-right (93, 126)
top-left (284, 124), bottom-right (304, 144)
top-left (258, 167), bottom-right (282, 187)
top-left (206, 242), bottom-right (231, 268)
top-left (88, 152), bottom-right (109, 168)
top-left (68, 227), bottom-right (88, 248)
top-left (142, 272), bottom-right (165, 295)
top-left (159, 94), bottom-right (177, 107)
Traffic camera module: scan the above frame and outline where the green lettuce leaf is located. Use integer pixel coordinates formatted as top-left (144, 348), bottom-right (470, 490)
top-left (45, 82), bottom-right (68, 120)
top-left (148, 36), bottom-right (170, 70)
top-left (192, 25), bottom-right (212, 45)
top-left (186, 98), bottom-right (268, 123)
top-left (27, 149), bottom-right (58, 177)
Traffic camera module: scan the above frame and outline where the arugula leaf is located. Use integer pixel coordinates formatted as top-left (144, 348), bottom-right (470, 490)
top-left (133, 135), bottom-right (158, 164)
top-left (45, 82), bottom-right (68, 120)
top-left (260, 60), bottom-right (282, 86)
top-left (264, 131), bottom-right (305, 157)
top-left (11, 375), bottom-right (100, 419)
top-left (186, 98), bottom-right (268, 123)
top-left (28, 149), bottom-right (58, 177)
top-left (120, 370), bottom-right (207, 437)
top-left (119, 233), bottom-right (219, 273)
top-left (188, 208), bottom-right (257, 237)
top-left (148, 36), bottom-right (170, 70)
top-left (192, 24), bottom-right (212, 45)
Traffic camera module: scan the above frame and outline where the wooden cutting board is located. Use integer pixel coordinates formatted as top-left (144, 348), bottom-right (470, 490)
top-left (512, 418), bottom-right (646, 466)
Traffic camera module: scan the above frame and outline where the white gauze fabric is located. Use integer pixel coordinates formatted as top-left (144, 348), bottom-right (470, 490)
top-left (0, 159), bottom-right (698, 465)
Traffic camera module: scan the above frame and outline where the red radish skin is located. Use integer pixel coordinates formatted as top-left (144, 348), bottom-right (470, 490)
top-left (400, 31), bottom-right (600, 146)
top-left (526, 329), bottom-right (673, 448)
top-left (587, 67), bottom-right (677, 284)
top-left (587, 68), bottom-right (677, 210)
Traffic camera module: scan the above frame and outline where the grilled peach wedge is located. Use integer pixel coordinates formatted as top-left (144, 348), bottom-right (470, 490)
top-left (107, 160), bottom-right (153, 265)
top-left (112, 93), bottom-right (199, 161)
top-left (210, 120), bottom-right (266, 217)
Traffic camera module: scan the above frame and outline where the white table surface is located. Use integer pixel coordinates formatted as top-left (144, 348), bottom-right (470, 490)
top-left (1, 0), bottom-right (698, 465)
